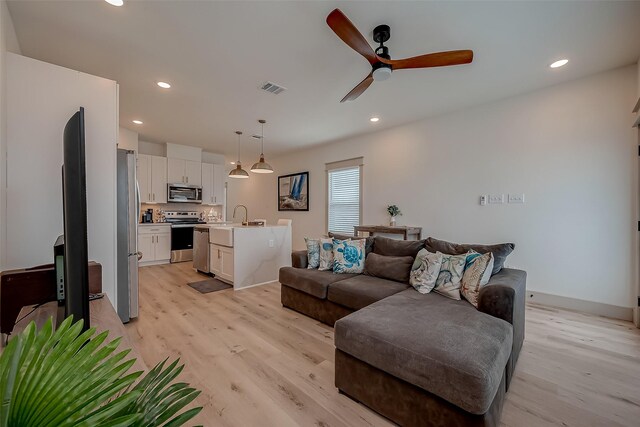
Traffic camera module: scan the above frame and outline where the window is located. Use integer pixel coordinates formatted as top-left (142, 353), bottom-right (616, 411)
top-left (327, 158), bottom-right (363, 235)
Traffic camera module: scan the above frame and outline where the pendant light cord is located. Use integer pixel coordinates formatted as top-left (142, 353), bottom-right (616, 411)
top-left (261, 121), bottom-right (265, 156)
top-left (236, 131), bottom-right (242, 163)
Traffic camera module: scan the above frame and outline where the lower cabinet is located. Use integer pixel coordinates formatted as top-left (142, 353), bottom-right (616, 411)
top-left (210, 244), bottom-right (234, 283)
top-left (138, 225), bottom-right (171, 265)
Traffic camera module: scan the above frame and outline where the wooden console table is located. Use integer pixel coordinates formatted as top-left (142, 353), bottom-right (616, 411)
top-left (354, 225), bottom-right (423, 240)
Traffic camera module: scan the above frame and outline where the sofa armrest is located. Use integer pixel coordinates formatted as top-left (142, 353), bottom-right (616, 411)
top-left (291, 250), bottom-right (308, 269)
top-left (478, 268), bottom-right (526, 388)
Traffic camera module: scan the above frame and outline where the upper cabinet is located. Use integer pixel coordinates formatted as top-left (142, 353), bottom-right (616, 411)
top-left (167, 158), bottom-right (201, 186)
top-left (137, 154), bottom-right (167, 203)
top-left (201, 163), bottom-right (225, 205)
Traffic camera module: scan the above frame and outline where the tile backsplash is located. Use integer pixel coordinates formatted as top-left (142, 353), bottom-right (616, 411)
top-left (140, 203), bottom-right (224, 223)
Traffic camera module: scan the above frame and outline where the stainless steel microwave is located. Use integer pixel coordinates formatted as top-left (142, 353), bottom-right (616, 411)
top-left (167, 184), bottom-right (203, 203)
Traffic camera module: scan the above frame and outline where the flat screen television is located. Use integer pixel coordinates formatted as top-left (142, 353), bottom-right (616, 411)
top-left (61, 107), bottom-right (90, 331)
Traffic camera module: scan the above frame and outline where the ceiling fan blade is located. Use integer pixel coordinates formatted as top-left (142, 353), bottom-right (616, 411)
top-left (327, 9), bottom-right (377, 65)
top-left (378, 50), bottom-right (473, 70)
top-left (340, 73), bottom-right (374, 103)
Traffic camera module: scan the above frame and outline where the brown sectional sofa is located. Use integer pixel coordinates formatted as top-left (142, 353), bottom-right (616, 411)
top-left (279, 236), bottom-right (526, 427)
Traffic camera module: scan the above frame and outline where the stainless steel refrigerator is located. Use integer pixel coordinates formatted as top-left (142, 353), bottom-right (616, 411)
top-left (116, 149), bottom-right (140, 322)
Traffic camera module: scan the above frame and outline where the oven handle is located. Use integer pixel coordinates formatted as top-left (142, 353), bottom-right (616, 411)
top-left (170, 224), bottom-right (199, 228)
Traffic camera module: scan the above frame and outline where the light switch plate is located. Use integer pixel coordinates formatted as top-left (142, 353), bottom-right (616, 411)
top-left (508, 193), bottom-right (525, 204)
top-left (488, 194), bottom-right (504, 204)
top-left (480, 195), bottom-right (487, 206)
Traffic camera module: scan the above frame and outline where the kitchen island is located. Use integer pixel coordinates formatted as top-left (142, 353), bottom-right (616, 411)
top-left (207, 224), bottom-right (292, 290)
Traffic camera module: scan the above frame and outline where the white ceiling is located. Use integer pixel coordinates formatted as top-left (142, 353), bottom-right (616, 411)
top-left (7, 1), bottom-right (640, 157)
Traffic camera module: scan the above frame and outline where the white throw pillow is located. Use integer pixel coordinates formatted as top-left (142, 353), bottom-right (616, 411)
top-left (319, 237), bottom-right (344, 271)
top-left (410, 249), bottom-right (443, 294)
top-left (433, 252), bottom-right (468, 300)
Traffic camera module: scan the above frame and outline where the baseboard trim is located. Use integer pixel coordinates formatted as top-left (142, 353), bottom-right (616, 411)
top-left (527, 291), bottom-right (633, 321)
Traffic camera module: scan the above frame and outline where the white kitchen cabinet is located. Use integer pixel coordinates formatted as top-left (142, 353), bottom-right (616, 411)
top-left (201, 163), bottom-right (214, 205)
top-left (138, 154), bottom-right (167, 203)
top-left (213, 164), bottom-right (225, 205)
top-left (150, 156), bottom-right (167, 203)
top-left (138, 234), bottom-right (154, 264)
top-left (210, 244), bottom-right (234, 283)
top-left (138, 225), bottom-right (171, 265)
top-left (155, 232), bottom-right (172, 261)
top-left (185, 160), bottom-right (202, 186)
top-left (201, 163), bottom-right (225, 205)
top-left (167, 158), bottom-right (201, 185)
top-left (137, 154), bottom-right (151, 203)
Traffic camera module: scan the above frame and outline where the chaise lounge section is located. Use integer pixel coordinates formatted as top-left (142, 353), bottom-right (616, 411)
top-left (279, 236), bottom-right (526, 426)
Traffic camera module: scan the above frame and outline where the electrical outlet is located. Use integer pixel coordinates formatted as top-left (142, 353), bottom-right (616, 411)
top-left (488, 194), bottom-right (504, 204)
top-left (508, 193), bottom-right (525, 204)
top-left (268, 239), bottom-right (274, 248)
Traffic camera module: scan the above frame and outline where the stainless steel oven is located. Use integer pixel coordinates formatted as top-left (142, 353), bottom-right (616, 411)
top-left (165, 211), bottom-right (204, 262)
top-left (168, 184), bottom-right (202, 204)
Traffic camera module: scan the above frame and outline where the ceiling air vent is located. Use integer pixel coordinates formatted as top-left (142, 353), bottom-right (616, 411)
top-left (260, 81), bottom-right (287, 95)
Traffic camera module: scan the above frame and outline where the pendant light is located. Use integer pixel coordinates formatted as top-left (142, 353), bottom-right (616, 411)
top-left (251, 119), bottom-right (273, 173)
top-left (229, 131), bottom-right (249, 179)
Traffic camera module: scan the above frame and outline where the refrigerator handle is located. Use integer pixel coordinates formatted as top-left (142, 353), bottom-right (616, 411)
top-left (136, 179), bottom-right (141, 223)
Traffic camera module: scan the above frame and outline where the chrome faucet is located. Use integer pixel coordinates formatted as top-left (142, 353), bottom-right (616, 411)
top-left (233, 204), bottom-right (248, 226)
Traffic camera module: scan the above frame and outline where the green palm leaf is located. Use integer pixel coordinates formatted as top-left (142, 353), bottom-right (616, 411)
top-left (0, 317), bottom-right (202, 426)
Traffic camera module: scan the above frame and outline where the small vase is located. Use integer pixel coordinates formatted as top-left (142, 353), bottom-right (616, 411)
top-left (390, 216), bottom-right (396, 226)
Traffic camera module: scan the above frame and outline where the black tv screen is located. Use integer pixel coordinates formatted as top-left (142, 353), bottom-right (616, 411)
top-left (62, 107), bottom-right (90, 330)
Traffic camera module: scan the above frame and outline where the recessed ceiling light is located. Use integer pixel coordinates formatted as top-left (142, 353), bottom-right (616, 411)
top-left (370, 117), bottom-right (380, 122)
top-left (550, 59), bottom-right (569, 68)
top-left (230, 161), bottom-right (236, 165)
top-left (132, 120), bottom-right (143, 125)
top-left (105, 0), bottom-right (123, 6)
top-left (157, 81), bottom-right (171, 89)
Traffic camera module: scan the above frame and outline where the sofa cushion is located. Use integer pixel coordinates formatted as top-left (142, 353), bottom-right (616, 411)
top-left (373, 236), bottom-right (425, 258)
top-left (278, 267), bottom-right (356, 299)
top-left (335, 289), bottom-right (513, 415)
top-left (329, 232), bottom-right (374, 255)
top-left (364, 252), bottom-right (414, 283)
top-left (327, 275), bottom-right (409, 310)
top-left (425, 237), bottom-right (514, 275)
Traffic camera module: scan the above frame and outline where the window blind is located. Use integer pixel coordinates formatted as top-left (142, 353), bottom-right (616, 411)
top-left (328, 166), bottom-right (360, 235)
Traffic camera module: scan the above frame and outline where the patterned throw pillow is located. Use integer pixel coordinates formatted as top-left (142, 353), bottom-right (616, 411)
top-left (305, 238), bottom-right (320, 269)
top-left (319, 238), bottom-right (339, 271)
top-left (409, 249), bottom-right (443, 294)
top-left (461, 252), bottom-right (494, 307)
top-left (333, 238), bottom-right (365, 274)
top-left (433, 252), bottom-right (468, 300)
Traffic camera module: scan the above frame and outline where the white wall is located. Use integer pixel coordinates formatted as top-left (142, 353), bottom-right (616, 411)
top-left (0, 0), bottom-right (20, 269)
top-left (5, 53), bottom-right (118, 306)
top-left (118, 127), bottom-right (138, 152)
top-left (229, 65), bottom-right (638, 309)
top-left (138, 140), bottom-right (165, 157)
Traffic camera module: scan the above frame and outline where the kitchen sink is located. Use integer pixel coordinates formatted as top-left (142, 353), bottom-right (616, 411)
top-left (210, 226), bottom-right (233, 247)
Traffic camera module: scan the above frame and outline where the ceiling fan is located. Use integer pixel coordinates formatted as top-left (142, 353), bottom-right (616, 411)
top-left (326, 9), bottom-right (474, 102)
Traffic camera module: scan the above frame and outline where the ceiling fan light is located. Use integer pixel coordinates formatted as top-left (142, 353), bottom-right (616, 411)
top-left (229, 163), bottom-right (249, 179)
top-left (372, 67), bottom-right (392, 81)
top-left (251, 155), bottom-right (274, 173)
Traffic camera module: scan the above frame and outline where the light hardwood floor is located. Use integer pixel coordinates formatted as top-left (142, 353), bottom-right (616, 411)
top-left (126, 262), bottom-right (640, 426)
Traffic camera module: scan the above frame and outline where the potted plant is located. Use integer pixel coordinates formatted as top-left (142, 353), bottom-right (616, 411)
top-left (387, 205), bottom-right (402, 226)
top-left (0, 316), bottom-right (202, 426)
